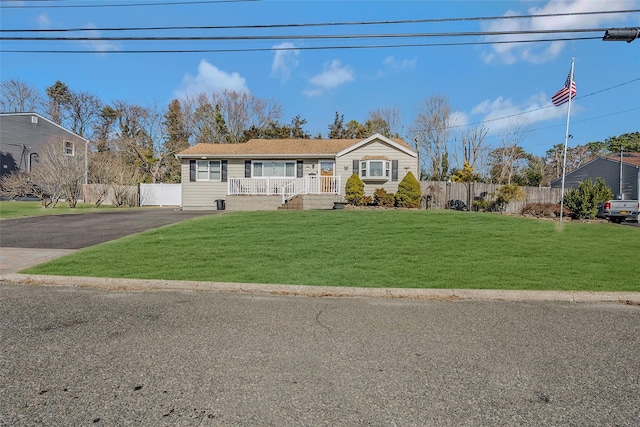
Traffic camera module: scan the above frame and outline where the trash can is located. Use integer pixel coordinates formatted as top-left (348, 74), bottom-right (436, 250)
top-left (215, 199), bottom-right (225, 210)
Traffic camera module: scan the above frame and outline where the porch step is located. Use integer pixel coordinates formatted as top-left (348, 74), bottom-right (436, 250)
top-left (278, 195), bottom-right (303, 210)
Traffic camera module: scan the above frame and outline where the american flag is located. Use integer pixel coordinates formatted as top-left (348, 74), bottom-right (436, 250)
top-left (551, 69), bottom-right (577, 107)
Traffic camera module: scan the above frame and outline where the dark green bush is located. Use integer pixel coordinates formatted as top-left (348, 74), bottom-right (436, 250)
top-left (374, 188), bottom-right (396, 207)
top-left (395, 171), bottom-right (421, 208)
top-left (345, 173), bottom-right (365, 206)
top-left (563, 177), bottom-right (612, 219)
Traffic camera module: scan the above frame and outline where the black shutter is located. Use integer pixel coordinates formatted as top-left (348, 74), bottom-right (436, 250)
top-left (221, 160), bottom-right (228, 182)
top-left (189, 160), bottom-right (196, 182)
top-left (352, 160), bottom-right (359, 175)
top-left (245, 160), bottom-right (251, 178)
top-left (392, 160), bottom-right (399, 181)
top-left (297, 160), bottom-right (303, 178)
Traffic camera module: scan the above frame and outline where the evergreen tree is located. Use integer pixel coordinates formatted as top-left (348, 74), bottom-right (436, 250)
top-left (163, 99), bottom-right (191, 182)
top-left (395, 171), bottom-right (421, 208)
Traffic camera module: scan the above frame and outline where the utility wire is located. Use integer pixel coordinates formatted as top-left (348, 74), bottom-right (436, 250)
top-left (2, 9), bottom-right (638, 32)
top-left (0, 0), bottom-right (260, 8)
top-left (413, 77), bottom-right (640, 134)
top-left (0, 27), bottom-right (613, 42)
top-left (0, 36), bottom-right (602, 54)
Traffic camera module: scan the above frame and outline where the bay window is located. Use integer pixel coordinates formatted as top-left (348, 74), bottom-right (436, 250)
top-left (360, 160), bottom-right (390, 179)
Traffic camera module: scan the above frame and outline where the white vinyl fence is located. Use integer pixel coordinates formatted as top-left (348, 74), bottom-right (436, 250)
top-left (139, 183), bottom-right (181, 207)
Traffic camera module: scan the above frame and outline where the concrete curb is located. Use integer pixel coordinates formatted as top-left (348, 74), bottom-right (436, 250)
top-left (2, 273), bottom-right (640, 304)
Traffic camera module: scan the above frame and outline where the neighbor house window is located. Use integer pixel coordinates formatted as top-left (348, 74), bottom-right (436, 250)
top-left (360, 160), bottom-right (390, 179)
top-left (64, 141), bottom-right (74, 156)
top-left (252, 161), bottom-right (296, 177)
top-left (197, 160), bottom-right (221, 181)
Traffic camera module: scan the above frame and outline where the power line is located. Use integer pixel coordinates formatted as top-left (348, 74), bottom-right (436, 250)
top-left (0, 36), bottom-right (602, 54)
top-left (0, 27), bottom-right (612, 42)
top-left (0, 0), bottom-right (260, 8)
top-left (416, 77), bottom-right (640, 135)
top-left (2, 9), bottom-right (638, 32)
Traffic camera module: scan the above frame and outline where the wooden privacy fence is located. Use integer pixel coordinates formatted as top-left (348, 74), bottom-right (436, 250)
top-left (83, 184), bottom-right (139, 207)
top-left (420, 181), bottom-right (563, 214)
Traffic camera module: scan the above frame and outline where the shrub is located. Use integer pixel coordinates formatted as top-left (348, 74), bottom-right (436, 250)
top-left (373, 188), bottom-right (396, 207)
top-left (472, 199), bottom-right (492, 212)
top-left (521, 203), bottom-right (569, 218)
top-left (345, 173), bottom-right (365, 206)
top-left (395, 171), bottom-right (421, 208)
top-left (563, 177), bottom-right (612, 219)
top-left (0, 172), bottom-right (36, 199)
top-left (493, 184), bottom-right (526, 212)
top-left (471, 184), bottom-right (526, 212)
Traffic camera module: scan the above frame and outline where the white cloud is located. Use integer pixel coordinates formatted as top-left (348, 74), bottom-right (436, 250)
top-left (305, 60), bottom-right (354, 96)
top-left (175, 60), bottom-right (249, 98)
top-left (482, 0), bottom-right (637, 64)
top-left (469, 92), bottom-right (567, 134)
top-left (373, 55), bottom-right (418, 79)
top-left (383, 55), bottom-right (417, 71)
top-left (271, 42), bottom-right (300, 81)
top-left (450, 111), bottom-right (469, 129)
top-left (36, 14), bottom-right (51, 29)
top-left (79, 25), bottom-right (120, 53)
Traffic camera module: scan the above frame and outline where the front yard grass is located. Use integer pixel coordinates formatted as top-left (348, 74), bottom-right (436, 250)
top-left (22, 210), bottom-right (640, 291)
top-left (0, 200), bottom-right (122, 219)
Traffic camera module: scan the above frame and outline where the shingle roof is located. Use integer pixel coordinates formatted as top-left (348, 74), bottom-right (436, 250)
top-left (177, 136), bottom-right (415, 157)
top-left (605, 152), bottom-right (640, 167)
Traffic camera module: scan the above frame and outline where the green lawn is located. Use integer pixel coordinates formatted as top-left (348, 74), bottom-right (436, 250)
top-left (22, 210), bottom-right (640, 291)
top-left (0, 200), bottom-right (126, 219)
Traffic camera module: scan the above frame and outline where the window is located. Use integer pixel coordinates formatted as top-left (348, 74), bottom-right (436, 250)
top-left (252, 161), bottom-right (296, 177)
top-left (360, 160), bottom-right (390, 180)
top-left (64, 141), bottom-right (74, 156)
top-left (197, 160), bottom-right (221, 181)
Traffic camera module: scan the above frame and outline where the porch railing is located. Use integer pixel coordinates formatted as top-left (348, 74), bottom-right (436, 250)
top-left (282, 175), bottom-right (341, 203)
top-left (228, 177), bottom-right (297, 196)
top-left (227, 176), bottom-right (341, 203)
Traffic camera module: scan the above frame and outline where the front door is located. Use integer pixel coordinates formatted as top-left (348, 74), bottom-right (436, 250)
top-left (319, 161), bottom-right (334, 192)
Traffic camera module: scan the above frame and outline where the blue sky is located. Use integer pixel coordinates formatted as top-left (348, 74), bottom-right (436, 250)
top-left (1, 0), bottom-right (639, 158)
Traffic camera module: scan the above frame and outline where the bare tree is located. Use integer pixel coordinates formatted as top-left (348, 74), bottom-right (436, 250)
top-left (0, 171), bottom-right (36, 198)
top-left (489, 120), bottom-right (531, 184)
top-left (66, 90), bottom-right (102, 138)
top-left (30, 139), bottom-right (86, 207)
top-left (0, 79), bottom-right (43, 113)
top-left (111, 100), bottom-right (168, 183)
top-left (412, 95), bottom-right (452, 180)
top-left (89, 151), bottom-right (142, 207)
top-left (184, 90), bottom-right (281, 144)
top-left (367, 107), bottom-right (403, 138)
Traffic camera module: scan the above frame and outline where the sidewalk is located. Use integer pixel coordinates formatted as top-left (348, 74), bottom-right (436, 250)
top-left (0, 247), bottom-right (76, 276)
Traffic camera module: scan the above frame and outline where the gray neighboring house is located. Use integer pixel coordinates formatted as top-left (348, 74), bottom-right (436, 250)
top-left (0, 112), bottom-right (89, 180)
top-left (550, 153), bottom-right (640, 200)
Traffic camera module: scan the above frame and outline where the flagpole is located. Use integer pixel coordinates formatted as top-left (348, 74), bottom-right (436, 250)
top-left (559, 57), bottom-right (575, 225)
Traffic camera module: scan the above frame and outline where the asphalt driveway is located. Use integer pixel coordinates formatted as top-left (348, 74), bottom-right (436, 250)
top-left (0, 208), bottom-right (217, 249)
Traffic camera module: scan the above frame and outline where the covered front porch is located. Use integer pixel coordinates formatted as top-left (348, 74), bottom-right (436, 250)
top-left (228, 176), bottom-right (341, 204)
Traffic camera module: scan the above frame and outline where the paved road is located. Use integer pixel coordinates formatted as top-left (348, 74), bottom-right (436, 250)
top-left (0, 208), bottom-right (217, 249)
top-left (1, 282), bottom-right (638, 426)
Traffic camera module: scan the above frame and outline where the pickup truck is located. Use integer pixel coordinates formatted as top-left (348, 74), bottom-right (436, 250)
top-left (597, 199), bottom-right (639, 223)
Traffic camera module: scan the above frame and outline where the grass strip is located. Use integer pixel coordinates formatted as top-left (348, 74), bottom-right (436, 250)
top-left (0, 201), bottom-right (122, 219)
